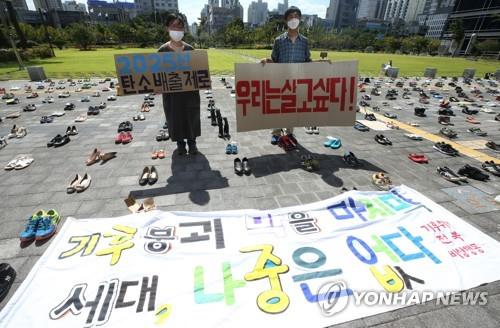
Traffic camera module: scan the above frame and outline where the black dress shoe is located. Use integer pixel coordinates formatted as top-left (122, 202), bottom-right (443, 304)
top-left (139, 167), bottom-right (150, 186)
top-left (124, 121), bottom-right (133, 132)
top-left (148, 166), bottom-right (158, 185)
top-left (242, 157), bottom-right (251, 175)
top-left (0, 263), bottom-right (16, 303)
top-left (118, 122), bottom-right (126, 132)
top-left (47, 134), bottom-right (63, 147)
top-left (54, 134), bottom-right (70, 147)
top-left (234, 158), bottom-right (243, 175)
top-left (223, 117), bottom-right (230, 138)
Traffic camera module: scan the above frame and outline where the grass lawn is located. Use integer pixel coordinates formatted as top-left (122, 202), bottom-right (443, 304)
top-left (230, 49), bottom-right (499, 77)
top-left (0, 47), bottom-right (498, 80)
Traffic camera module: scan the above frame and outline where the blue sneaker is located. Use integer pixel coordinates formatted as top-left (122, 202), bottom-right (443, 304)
top-left (19, 210), bottom-right (44, 242)
top-left (225, 144), bottom-right (232, 154)
top-left (271, 135), bottom-right (280, 145)
top-left (231, 143), bottom-right (238, 154)
top-left (330, 138), bottom-right (342, 149)
top-left (35, 209), bottom-right (61, 241)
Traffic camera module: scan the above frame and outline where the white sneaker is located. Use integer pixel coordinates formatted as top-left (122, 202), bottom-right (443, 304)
top-left (304, 127), bottom-right (313, 134)
top-left (312, 127), bottom-right (320, 134)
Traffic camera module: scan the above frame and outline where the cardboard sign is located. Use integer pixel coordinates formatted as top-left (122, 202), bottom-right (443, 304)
top-left (114, 50), bottom-right (211, 95)
top-left (235, 61), bottom-right (358, 132)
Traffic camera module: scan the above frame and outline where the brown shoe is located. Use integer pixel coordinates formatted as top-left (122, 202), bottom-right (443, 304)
top-left (86, 148), bottom-right (100, 166)
top-left (99, 151), bottom-right (117, 163)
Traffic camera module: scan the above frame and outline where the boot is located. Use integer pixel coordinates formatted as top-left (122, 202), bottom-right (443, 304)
top-left (223, 117), bottom-right (230, 139)
top-left (210, 109), bottom-right (217, 126)
top-left (217, 116), bottom-right (224, 138)
top-left (215, 109), bottom-right (222, 121)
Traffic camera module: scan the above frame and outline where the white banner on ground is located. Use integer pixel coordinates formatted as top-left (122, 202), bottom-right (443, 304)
top-left (1, 185), bottom-right (500, 328)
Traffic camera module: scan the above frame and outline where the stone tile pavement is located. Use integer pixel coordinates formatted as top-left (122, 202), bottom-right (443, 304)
top-left (0, 76), bottom-right (499, 327)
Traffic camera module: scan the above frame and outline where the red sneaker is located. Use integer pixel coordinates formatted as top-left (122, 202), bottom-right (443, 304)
top-left (121, 131), bottom-right (133, 144)
top-left (114, 132), bottom-right (123, 144)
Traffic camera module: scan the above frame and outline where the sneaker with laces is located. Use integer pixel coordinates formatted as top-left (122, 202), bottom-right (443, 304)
top-left (19, 210), bottom-right (44, 242)
top-left (35, 209), bottom-right (61, 241)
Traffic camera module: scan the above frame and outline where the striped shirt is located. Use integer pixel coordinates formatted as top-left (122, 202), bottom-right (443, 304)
top-left (271, 32), bottom-right (312, 63)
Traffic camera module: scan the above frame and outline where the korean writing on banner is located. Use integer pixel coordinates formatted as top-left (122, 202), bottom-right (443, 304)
top-left (235, 61), bottom-right (358, 132)
top-left (114, 51), bottom-right (211, 95)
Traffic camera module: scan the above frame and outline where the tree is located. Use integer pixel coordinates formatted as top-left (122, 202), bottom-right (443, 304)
top-left (69, 23), bottom-right (96, 50)
top-left (449, 20), bottom-right (464, 56)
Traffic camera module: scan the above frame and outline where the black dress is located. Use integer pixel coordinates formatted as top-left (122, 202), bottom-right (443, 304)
top-left (158, 42), bottom-right (201, 142)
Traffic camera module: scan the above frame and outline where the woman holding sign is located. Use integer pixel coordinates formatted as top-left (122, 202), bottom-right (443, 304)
top-left (159, 13), bottom-right (201, 156)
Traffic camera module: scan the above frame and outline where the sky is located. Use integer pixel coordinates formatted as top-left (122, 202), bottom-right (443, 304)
top-left (26, 0), bottom-right (330, 26)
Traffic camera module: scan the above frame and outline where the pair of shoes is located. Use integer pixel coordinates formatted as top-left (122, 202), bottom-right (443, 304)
top-left (324, 136), bottom-right (342, 149)
top-left (343, 152), bottom-right (361, 167)
top-left (468, 127), bottom-right (487, 136)
top-left (0, 263), bottom-right (16, 303)
top-left (86, 148), bottom-right (117, 165)
top-left (438, 116), bottom-right (453, 125)
top-left (63, 102), bottom-right (75, 111)
top-left (466, 116), bottom-right (480, 124)
top-left (234, 157), bottom-right (251, 175)
top-left (7, 125), bottom-right (27, 139)
top-left (305, 127), bottom-right (320, 134)
top-left (372, 172), bottom-right (394, 191)
top-left (278, 135), bottom-right (297, 151)
top-left (386, 121), bottom-right (399, 129)
top-left (19, 209), bottom-right (61, 242)
top-left (300, 155), bottom-right (320, 172)
top-left (156, 130), bottom-right (170, 141)
top-left (75, 114), bottom-right (87, 122)
top-left (482, 161), bottom-right (500, 177)
top-left (87, 106), bottom-right (100, 115)
top-left (98, 102), bottom-right (106, 109)
top-left (462, 107), bottom-right (478, 115)
top-left (440, 127), bottom-right (457, 138)
top-left (65, 125), bottom-right (78, 136)
top-left (132, 114), bottom-right (145, 121)
top-left (40, 116), bottom-right (54, 124)
top-left (115, 131), bottom-right (132, 144)
top-left (23, 104), bottom-right (36, 112)
top-left (405, 133), bottom-right (423, 141)
top-left (414, 107), bottom-right (426, 117)
top-left (139, 166), bottom-right (158, 185)
top-left (225, 142), bottom-right (238, 154)
top-left (486, 141), bottom-right (500, 152)
top-left (375, 134), bottom-right (392, 145)
top-left (218, 116), bottom-right (230, 139)
top-left (384, 112), bottom-right (397, 119)
top-left (47, 134), bottom-right (70, 147)
top-left (341, 186), bottom-right (358, 192)
top-left (458, 164), bottom-right (490, 181)
top-left (0, 137), bottom-right (7, 150)
top-left (437, 166), bottom-right (467, 183)
top-left (433, 142), bottom-right (459, 156)
top-left (438, 108), bottom-right (454, 116)
top-left (408, 153), bottom-right (428, 163)
top-left (354, 121), bottom-right (369, 131)
top-left (118, 121), bottom-right (133, 132)
top-left (151, 150), bottom-right (166, 159)
top-left (124, 196), bottom-right (156, 213)
top-left (365, 113), bottom-right (376, 121)
top-left (4, 155), bottom-right (34, 170)
top-left (67, 173), bottom-right (92, 193)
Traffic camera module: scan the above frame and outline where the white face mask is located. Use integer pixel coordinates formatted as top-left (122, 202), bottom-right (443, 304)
top-left (169, 30), bottom-right (184, 42)
top-left (287, 18), bottom-right (300, 30)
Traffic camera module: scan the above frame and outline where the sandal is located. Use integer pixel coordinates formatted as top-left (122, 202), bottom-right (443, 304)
top-left (157, 150), bottom-right (165, 159)
top-left (372, 172), bottom-right (394, 191)
top-left (151, 151), bottom-right (159, 159)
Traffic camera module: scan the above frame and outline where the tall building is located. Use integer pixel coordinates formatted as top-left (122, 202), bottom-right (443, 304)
top-left (405, 0), bottom-right (426, 22)
top-left (134, 0), bottom-right (178, 15)
top-left (420, 0), bottom-right (456, 39)
top-left (326, 0), bottom-right (360, 29)
top-left (248, 0), bottom-right (268, 26)
top-left (202, 0), bottom-right (243, 33)
top-left (383, 0), bottom-right (410, 22)
top-left (63, 0), bottom-right (86, 12)
top-left (10, 0), bottom-right (28, 10)
top-left (357, 0), bottom-right (387, 20)
top-left (443, 0), bottom-right (500, 54)
top-left (33, 0), bottom-right (63, 10)
top-left (88, 0), bottom-right (136, 23)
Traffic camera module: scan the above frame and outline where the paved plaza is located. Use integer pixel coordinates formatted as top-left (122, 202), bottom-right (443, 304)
top-left (0, 75), bottom-right (499, 327)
